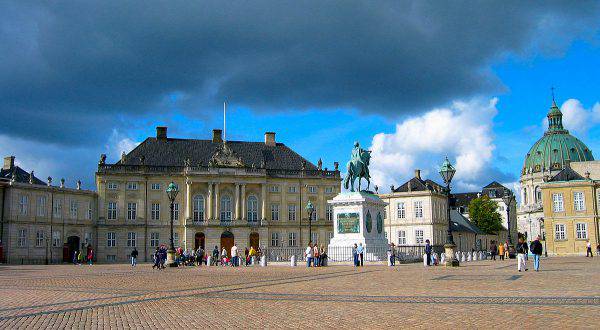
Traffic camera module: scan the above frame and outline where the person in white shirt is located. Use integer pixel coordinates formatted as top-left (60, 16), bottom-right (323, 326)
top-left (586, 240), bottom-right (593, 258)
top-left (304, 242), bottom-right (313, 267)
top-left (231, 244), bottom-right (239, 267)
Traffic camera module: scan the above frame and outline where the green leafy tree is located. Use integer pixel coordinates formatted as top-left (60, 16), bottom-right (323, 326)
top-left (468, 195), bottom-right (503, 234)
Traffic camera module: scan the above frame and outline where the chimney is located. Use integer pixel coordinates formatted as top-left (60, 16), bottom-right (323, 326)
top-left (265, 132), bottom-right (276, 146)
top-left (414, 169), bottom-right (421, 180)
top-left (156, 126), bottom-right (167, 140)
top-left (212, 129), bottom-right (223, 143)
top-left (3, 156), bottom-right (15, 170)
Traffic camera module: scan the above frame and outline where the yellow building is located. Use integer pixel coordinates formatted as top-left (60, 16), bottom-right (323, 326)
top-left (95, 127), bottom-right (341, 262)
top-left (542, 161), bottom-right (600, 255)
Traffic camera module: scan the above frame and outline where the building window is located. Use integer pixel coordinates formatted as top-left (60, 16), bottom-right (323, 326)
top-left (288, 186), bottom-right (298, 193)
top-left (151, 183), bottom-right (161, 190)
top-left (70, 200), bottom-right (78, 218)
top-left (107, 232), bottom-right (116, 247)
top-left (383, 209), bottom-right (387, 219)
top-left (151, 203), bottom-right (160, 220)
top-left (87, 201), bottom-right (93, 220)
top-left (36, 231), bottom-right (44, 247)
top-left (328, 232), bottom-right (334, 241)
top-left (19, 195), bottom-right (28, 215)
top-left (414, 201), bottom-right (423, 218)
top-left (193, 195), bottom-right (205, 221)
top-left (174, 232), bottom-right (179, 247)
top-left (17, 229), bottom-right (27, 247)
top-left (173, 203), bottom-right (179, 221)
top-left (127, 203), bottom-right (137, 220)
top-left (552, 193), bottom-right (564, 212)
top-left (488, 190), bottom-right (496, 198)
top-left (269, 185), bottom-right (280, 193)
top-left (397, 202), bottom-right (405, 219)
top-left (107, 182), bottom-right (118, 190)
top-left (107, 202), bottom-right (117, 220)
top-left (325, 187), bottom-right (334, 194)
top-left (576, 223), bottom-right (588, 240)
top-left (415, 229), bottom-right (424, 244)
top-left (53, 199), bottom-right (62, 218)
top-left (37, 195), bottom-right (47, 217)
top-left (84, 232), bottom-right (92, 246)
top-left (52, 231), bottom-right (61, 247)
top-left (220, 196), bottom-right (232, 220)
top-left (326, 205), bottom-right (333, 221)
top-left (308, 186), bottom-right (317, 194)
top-left (127, 182), bottom-right (138, 190)
top-left (397, 230), bottom-right (406, 245)
top-left (288, 232), bottom-right (297, 247)
top-left (535, 186), bottom-right (542, 203)
top-left (271, 203), bottom-right (280, 221)
top-left (247, 196), bottom-right (258, 222)
top-left (106, 255), bottom-right (116, 262)
top-left (554, 224), bottom-right (566, 241)
top-left (310, 205), bottom-right (317, 221)
top-left (288, 204), bottom-right (296, 221)
top-left (523, 188), bottom-right (528, 205)
top-left (270, 232), bottom-right (280, 247)
top-left (574, 192), bottom-right (585, 211)
top-left (311, 232), bottom-right (318, 244)
top-left (150, 232), bottom-right (159, 247)
top-left (127, 232), bottom-right (137, 247)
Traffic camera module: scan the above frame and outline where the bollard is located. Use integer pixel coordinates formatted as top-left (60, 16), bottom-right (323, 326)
top-left (480, 251), bottom-right (484, 260)
top-left (387, 255), bottom-right (392, 266)
top-left (207, 255), bottom-right (212, 266)
top-left (440, 253), bottom-right (446, 265)
top-left (291, 255), bottom-right (297, 267)
top-left (461, 252), bottom-right (466, 263)
top-left (260, 255), bottom-right (267, 267)
top-left (423, 254), bottom-right (428, 267)
top-left (473, 252), bottom-right (477, 261)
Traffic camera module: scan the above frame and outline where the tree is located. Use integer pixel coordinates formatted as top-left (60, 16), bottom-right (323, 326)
top-left (468, 195), bottom-right (503, 234)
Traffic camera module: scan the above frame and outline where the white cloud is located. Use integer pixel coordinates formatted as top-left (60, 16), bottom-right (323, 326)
top-left (559, 99), bottom-right (600, 135)
top-left (106, 129), bottom-right (140, 162)
top-left (369, 98), bottom-right (499, 192)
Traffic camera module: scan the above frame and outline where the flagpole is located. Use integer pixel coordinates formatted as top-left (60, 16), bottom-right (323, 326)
top-left (223, 100), bottom-right (226, 142)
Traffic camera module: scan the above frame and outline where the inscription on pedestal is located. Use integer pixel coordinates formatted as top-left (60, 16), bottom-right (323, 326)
top-left (337, 212), bottom-right (360, 233)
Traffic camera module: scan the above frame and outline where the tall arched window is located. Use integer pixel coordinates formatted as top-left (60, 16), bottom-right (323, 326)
top-left (247, 196), bottom-right (258, 222)
top-left (535, 186), bottom-right (542, 203)
top-left (522, 188), bottom-right (528, 205)
top-left (193, 195), bottom-right (205, 221)
top-left (220, 195), bottom-right (232, 220)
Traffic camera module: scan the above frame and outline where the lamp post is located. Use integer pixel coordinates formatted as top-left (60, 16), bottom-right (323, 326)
top-left (502, 188), bottom-right (516, 259)
top-left (540, 218), bottom-right (548, 257)
top-left (166, 182), bottom-right (179, 267)
top-left (306, 200), bottom-right (314, 245)
top-left (439, 157), bottom-right (459, 267)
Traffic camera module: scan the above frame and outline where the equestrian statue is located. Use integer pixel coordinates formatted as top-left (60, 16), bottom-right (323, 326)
top-left (343, 141), bottom-right (372, 192)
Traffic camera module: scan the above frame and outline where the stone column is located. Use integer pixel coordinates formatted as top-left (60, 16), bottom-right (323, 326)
top-left (241, 184), bottom-right (246, 221)
top-left (234, 183), bottom-right (240, 220)
top-left (207, 182), bottom-right (213, 220)
top-left (214, 182), bottom-right (220, 220)
top-left (261, 183), bottom-right (267, 221)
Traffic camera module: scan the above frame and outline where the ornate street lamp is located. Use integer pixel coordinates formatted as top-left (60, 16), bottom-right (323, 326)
top-left (166, 182), bottom-right (179, 267)
top-left (306, 200), bottom-right (314, 245)
top-left (502, 188), bottom-right (516, 259)
top-left (439, 157), bottom-right (459, 267)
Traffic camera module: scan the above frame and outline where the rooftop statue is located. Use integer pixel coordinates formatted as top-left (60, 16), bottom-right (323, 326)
top-left (343, 141), bottom-right (371, 192)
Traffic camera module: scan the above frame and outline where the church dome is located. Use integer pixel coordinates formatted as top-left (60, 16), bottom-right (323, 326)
top-left (522, 100), bottom-right (594, 174)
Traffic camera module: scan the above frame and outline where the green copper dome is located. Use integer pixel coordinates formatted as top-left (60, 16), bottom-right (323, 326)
top-left (523, 100), bottom-right (594, 174)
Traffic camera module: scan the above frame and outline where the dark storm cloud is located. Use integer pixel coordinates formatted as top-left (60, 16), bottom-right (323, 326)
top-left (1, 1), bottom-right (599, 144)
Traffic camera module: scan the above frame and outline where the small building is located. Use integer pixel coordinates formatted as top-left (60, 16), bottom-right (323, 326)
top-left (542, 161), bottom-right (600, 255)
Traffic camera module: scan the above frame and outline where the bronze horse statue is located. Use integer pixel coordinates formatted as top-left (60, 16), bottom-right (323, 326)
top-left (343, 142), bottom-right (371, 192)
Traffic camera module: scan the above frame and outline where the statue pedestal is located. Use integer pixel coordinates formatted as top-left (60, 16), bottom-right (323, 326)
top-left (327, 191), bottom-right (389, 262)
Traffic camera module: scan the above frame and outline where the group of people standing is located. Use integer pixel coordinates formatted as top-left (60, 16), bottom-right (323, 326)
top-left (72, 245), bottom-right (94, 265)
top-left (489, 236), bottom-right (544, 272)
top-left (352, 243), bottom-right (364, 267)
top-left (304, 242), bottom-right (327, 267)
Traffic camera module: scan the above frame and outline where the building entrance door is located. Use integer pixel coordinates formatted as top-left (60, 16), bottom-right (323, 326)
top-left (65, 236), bottom-right (79, 262)
top-left (220, 231), bottom-right (234, 257)
top-left (249, 232), bottom-right (259, 249)
top-left (194, 232), bottom-right (205, 251)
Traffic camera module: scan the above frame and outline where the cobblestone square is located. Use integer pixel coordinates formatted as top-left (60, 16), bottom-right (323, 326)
top-left (1, 257), bottom-right (599, 329)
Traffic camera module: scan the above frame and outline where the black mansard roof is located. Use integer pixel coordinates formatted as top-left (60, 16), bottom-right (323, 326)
top-left (0, 166), bottom-right (45, 185)
top-left (118, 138), bottom-right (318, 171)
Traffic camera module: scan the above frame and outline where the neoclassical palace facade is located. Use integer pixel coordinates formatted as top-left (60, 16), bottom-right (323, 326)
top-left (0, 128), bottom-right (341, 264)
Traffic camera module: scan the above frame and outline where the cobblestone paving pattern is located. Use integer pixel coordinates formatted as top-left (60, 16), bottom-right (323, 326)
top-left (0, 256), bottom-right (598, 329)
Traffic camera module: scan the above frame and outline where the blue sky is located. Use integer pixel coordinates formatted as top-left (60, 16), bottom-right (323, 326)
top-left (1, 2), bottom-right (600, 195)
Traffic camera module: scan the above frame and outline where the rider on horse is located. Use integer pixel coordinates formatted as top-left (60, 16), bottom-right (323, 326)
top-left (344, 142), bottom-right (372, 192)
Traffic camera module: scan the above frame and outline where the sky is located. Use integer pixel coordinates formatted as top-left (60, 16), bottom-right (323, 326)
top-left (1, 1), bottom-right (600, 197)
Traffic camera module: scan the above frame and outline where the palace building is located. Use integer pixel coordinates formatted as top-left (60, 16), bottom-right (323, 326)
top-left (518, 98), bottom-right (594, 245)
top-left (95, 127), bottom-right (341, 263)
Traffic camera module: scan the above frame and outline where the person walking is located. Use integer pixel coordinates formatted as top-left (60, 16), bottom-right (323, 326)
top-left (357, 243), bottom-right (364, 266)
top-left (586, 240), bottom-right (593, 258)
top-left (249, 246), bottom-right (256, 266)
top-left (152, 247), bottom-right (161, 269)
top-left (131, 247), bottom-right (138, 267)
top-left (72, 250), bottom-right (78, 265)
top-left (87, 246), bottom-right (94, 265)
top-left (352, 243), bottom-right (359, 267)
top-left (387, 243), bottom-right (396, 266)
top-left (490, 241), bottom-right (497, 261)
top-left (498, 242), bottom-right (505, 261)
top-left (320, 245), bottom-right (327, 266)
top-left (313, 243), bottom-right (320, 267)
top-left (212, 246), bottom-right (219, 266)
top-left (304, 242), bottom-right (313, 267)
top-left (504, 241), bottom-right (509, 259)
top-left (231, 244), bottom-right (239, 267)
top-left (516, 238), bottom-right (528, 272)
top-left (530, 236), bottom-right (543, 271)
top-left (425, 240), bottom-right (432, 266)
